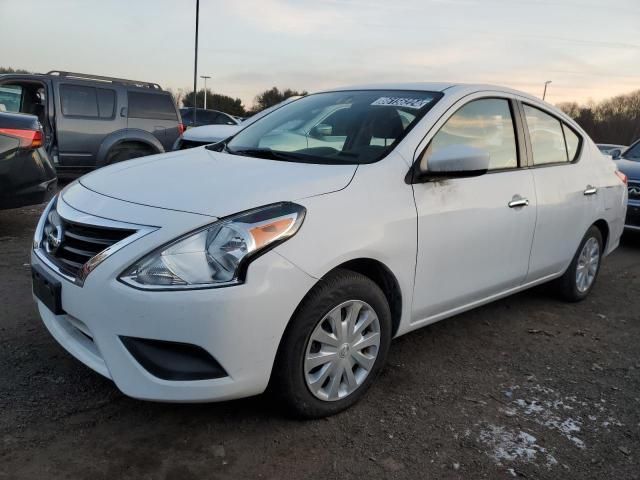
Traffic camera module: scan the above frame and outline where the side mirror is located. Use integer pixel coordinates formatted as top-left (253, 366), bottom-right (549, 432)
top-left (610, 148), bottom-right (622, 160)
top-left (410, 145), bottom-right (490, 183)
top-left (312, 123), bottom-right (333, 137)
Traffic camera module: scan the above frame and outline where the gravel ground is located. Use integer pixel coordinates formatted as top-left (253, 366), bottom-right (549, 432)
top-left (1, 203), bottom-right (639, 479)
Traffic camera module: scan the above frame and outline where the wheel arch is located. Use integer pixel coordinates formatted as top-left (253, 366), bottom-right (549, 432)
top-left (593, 218), bottom-right (610, 252)
top-left (96, 129), bottom-right (164, 167)
top-left (286, 257), bottom-right (403, 339)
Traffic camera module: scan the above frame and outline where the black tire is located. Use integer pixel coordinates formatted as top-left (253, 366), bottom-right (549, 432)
top-left (556, 225), bottom-right (603, 302)
top-left (106, 145), bottom-right (153, 164)
top-left (272, 269), bottom-right (392, 419)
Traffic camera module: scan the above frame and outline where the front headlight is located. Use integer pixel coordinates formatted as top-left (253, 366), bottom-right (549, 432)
top-left (119, 202), bottom-right (305, 290)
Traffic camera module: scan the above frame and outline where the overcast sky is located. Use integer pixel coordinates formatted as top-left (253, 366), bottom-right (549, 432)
top-left (2, 0), bottom-right (639, 108)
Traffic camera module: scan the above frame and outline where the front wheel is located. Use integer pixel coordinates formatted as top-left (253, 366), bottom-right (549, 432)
top-left (272, 270), bottom-right (392, 418)
top-left (557, 226), bottom-right (603, 302)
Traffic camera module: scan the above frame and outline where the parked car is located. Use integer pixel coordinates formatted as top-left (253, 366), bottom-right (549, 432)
top-left (597, 143), bottom-right (627, 158)
top-left (611, 138), bottom-right (640, 230)
top-left (174, 96), bottom-right (301, 150)
top-left (0, 71), bottom-right (183, 177)
top-left (179, 108), bottom-right (239, 129)
top-left (31, 83), bottom-right (627, 418)
top-left (0, 112), bottom-right (56, 209)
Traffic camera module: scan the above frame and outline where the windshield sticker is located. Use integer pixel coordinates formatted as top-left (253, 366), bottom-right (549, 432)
top-left (371, 97), bottom-right (432, 109)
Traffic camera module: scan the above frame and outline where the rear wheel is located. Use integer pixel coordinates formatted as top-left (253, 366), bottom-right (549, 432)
top-left (557, 225), bottom-right (603, 302)
top-left (272, 269), bottom-right (392, 418)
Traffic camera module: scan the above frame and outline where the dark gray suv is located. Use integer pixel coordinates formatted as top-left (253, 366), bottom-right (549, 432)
top-left (0, 71), bottom-right (183, 177)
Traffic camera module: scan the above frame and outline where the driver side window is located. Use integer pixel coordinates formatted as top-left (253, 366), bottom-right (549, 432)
top-left (426, 98), bottom-right (518, 170)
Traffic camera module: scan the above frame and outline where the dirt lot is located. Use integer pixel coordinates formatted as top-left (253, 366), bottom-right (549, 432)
top-left (0, 203), bottom-right (638, 480)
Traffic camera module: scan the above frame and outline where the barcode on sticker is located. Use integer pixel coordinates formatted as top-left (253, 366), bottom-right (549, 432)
top-left (371, 97), bottom-right (431, 109)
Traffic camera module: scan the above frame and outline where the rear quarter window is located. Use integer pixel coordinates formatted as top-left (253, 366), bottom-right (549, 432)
top-left (128, 92), bottom-right (177, 121)
top-left (562, 124), bottom-right (581, 162)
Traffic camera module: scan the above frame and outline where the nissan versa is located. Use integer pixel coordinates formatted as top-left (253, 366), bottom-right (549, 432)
top-left (31, 84), bottom-right (627, 418)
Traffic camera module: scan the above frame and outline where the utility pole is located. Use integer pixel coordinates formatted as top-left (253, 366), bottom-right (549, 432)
top-left (542, 80), bottom-right (552, 101)
top-left (201, 75), bottom-right (211, 109)
top-left (192, 0), bottom-right (199, 125)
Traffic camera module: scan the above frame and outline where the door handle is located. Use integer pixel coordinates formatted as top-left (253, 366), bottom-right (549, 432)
top-left (508, 196), bottom-right (529, 208)
top-left (584, 185), bottom-right (598, 196)
top-left (120, 107), bottom-right (127, 117)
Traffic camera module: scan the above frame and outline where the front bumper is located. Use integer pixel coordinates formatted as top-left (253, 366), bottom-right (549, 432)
top-left (31, 189), bottom-right (317, 402)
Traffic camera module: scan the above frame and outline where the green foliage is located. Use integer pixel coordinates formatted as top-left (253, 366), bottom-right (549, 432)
top-left (557, 90), bottom-right (640, 145)
top-left (252, 87), bottom-right (307, 113)
top-left (182, 89), bottom-right (245, 116)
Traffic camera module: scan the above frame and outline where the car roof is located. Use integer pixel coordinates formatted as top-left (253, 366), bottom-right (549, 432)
top-left (0, 72), bottom-right (166, 92)
top-left (315, 82), bottom-right (544, 102)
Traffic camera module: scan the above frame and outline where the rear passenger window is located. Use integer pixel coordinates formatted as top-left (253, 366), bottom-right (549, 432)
top-left (523, 105), bottom-right (571, 165)
top-left (128, 92), bottom-right (177, 120)
top-left (60, 84), bottom-right (98, 117)
top-left (96, 88), bottom-right (115, 118)
top-left (562, 124), bottom-right (581, 161)
top-left (427, 98), bottom-right (518, 170)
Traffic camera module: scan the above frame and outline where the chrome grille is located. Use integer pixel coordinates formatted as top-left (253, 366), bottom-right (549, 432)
top-left (42, 214), bottom-right (134, 278)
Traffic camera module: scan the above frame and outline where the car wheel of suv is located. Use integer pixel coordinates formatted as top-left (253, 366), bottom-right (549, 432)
top-left (107, 144), bottom-right (153, 164)
top-left (272, 269), bottom-right (392, 418)
top-left (557, 225), bottom-right (603, 302)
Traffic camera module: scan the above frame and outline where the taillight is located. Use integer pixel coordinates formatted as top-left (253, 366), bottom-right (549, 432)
top-left (615, 170), bottom-right (628, 185)
top-left (0, 128), bottom-right (43, 149)
top-left (178, 123), bottom-right (185, 135)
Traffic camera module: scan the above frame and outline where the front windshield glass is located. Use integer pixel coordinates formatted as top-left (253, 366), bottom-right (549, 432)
top-left (223, 90), bottom-right (441, 164)
top-left (623, 142), bottom-right (640, 160)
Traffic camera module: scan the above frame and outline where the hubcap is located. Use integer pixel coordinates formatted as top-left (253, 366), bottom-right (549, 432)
top-left (304, 300), bottom-right (381, 402)
top-left (576, 237), bottom-right (600, 293)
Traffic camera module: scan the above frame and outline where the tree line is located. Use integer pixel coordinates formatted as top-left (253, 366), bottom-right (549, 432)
top-left (172, 86), bottom-right (307, 116)
top-left (557, 90), bottom-right (640, 146)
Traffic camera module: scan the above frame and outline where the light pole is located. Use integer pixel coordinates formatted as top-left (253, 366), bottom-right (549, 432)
top-left (542, 80), bottom-right (552, 101)
top-left (200, 75), bottom-right (211, 109)
top-left (192, 0), bottom-right (199, 125)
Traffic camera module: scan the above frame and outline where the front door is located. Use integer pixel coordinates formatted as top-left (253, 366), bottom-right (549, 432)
top-left (411, 96), bottom-right (537, 323)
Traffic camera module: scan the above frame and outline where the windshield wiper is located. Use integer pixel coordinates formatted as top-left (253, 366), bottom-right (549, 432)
top-left (226, 147), bottom-right (307, 162)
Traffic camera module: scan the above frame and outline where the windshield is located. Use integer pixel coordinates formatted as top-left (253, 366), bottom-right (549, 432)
top-left (623, 142), bottom-right (640, 161)
top-left (222, 90), bottom-right (441, 164)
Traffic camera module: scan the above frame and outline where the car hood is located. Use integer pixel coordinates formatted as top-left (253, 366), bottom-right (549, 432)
top-left (78, 147), bottom-right (357, 217)
top-left (183, 124), bottom-right (241, 143)
top-left (616, 158), bottom-right (640, 181)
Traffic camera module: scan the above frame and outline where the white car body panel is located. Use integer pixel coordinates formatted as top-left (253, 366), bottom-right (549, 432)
top-left (79, 147), bottom-right (357, 217)
top-left (31, 83), bottom-right (627, 402)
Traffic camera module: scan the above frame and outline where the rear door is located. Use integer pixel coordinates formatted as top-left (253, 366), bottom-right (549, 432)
top-left (519, 102), bottom-right (598, 281)
top-left (127, 91), bottom-right (179, 151)
top-left (55, 82), bottom-right (122, 167)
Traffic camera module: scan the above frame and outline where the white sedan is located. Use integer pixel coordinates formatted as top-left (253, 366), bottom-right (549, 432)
top-left (32, 83), bottom-right (627, 418)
